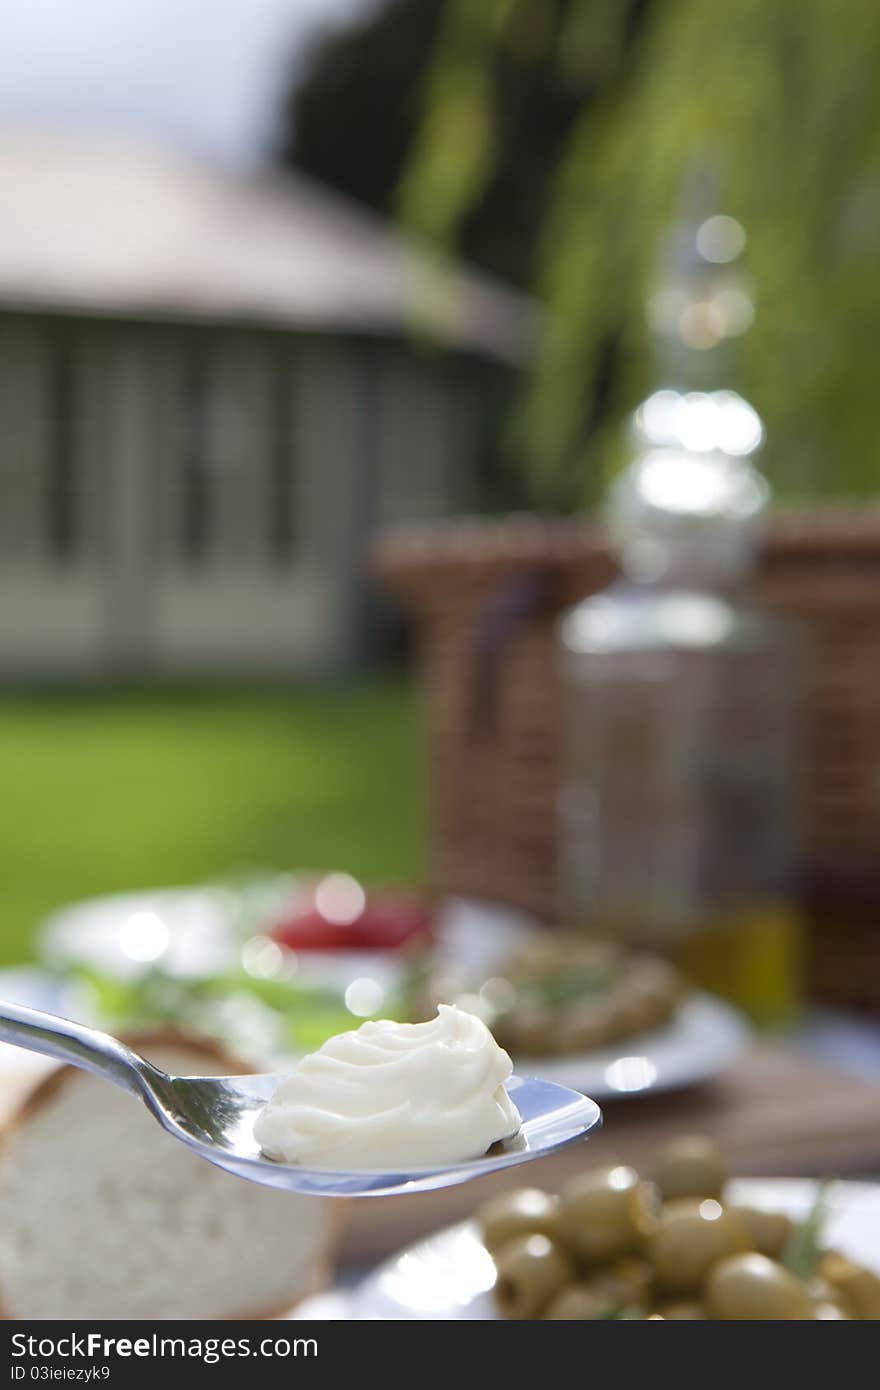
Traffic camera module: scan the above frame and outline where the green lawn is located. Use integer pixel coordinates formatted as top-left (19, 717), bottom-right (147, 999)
top-left (0, 680), bottom-right (424, 966)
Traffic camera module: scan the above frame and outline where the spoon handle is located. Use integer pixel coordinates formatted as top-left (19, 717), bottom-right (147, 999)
top-left (0, 1000), bottom-right (160, 1097)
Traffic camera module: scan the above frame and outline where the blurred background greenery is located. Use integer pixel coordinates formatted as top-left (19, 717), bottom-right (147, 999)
top-left (0, 682), bottom-right (422, 964)
top-left (292, 0), bottom-right (880, 508)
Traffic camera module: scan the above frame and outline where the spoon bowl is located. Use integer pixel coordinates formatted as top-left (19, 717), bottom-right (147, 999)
top-left (0, 1002), bottom-right (601, 1197)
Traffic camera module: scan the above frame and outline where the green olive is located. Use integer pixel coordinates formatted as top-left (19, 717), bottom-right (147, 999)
top-left (649, 1199), bottom-right (747, 1295)
top-left (543, 1284), bottom-right (615, 1320)
top-left (817, 1252), bottom-right (880, 1319)
top-left (705, 1253), bottom-right (814, 1319)
top-left (479, 1188), bottom-right (560, 1253)
top-left (560, 1166), bottom-right (659, 1264)
top-left (730, 1205), bottom-right (795, 1259)
top-left (657, 1302), bottom-right (706, 1319)
top-left (807, 1274), bottom-right (837, 1306)
top-left (813, 1302), bottom-right (850, 1320)
top-left (587, 1257), bottom-right (653, 1311)
top-left (543, 1259), bottom-right (653, 1319)
top-left (492, 1234), bottom-right (574, 1319)
top-left (655, 1136), bottom-right (727, 1202)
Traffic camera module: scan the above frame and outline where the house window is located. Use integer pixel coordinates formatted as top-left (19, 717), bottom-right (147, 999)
top-left (180, 355), bottom-right (211, 564)
top-left (46, 346), bottom-right (77, 562)
top-left (268, 358), bottom-right (297, 564)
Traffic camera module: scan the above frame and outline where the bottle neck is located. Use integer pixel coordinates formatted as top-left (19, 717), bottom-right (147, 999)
top-left (608, 433), bottom-right (768, 591)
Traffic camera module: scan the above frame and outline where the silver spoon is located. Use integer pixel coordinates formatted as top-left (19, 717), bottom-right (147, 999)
top-left (0, 1001), bottom-right (601, 1197)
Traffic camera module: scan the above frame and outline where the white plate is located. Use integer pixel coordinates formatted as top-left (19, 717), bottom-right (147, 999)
top-left (37, 883), bottom-right (272, 981)
top-left (514, 992), bottom-right (749, 1102)
top-left (36, 887), bottom-right (534, 987)
top-left (36, 887), bottom-right (747, 1098)
top-left (351, 1178), bottom-right (880, 1320)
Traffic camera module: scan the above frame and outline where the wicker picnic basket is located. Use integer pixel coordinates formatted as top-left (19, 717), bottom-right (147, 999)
top-left (374, 510), bottom-right (880, 1009)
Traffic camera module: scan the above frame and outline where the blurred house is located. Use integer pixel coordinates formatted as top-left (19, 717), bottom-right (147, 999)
top-left (0, 130), bottom-right (532, 679)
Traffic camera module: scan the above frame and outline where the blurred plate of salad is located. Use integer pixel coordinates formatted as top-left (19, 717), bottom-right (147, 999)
top-left (37, 874), bottom-right (533, 1066)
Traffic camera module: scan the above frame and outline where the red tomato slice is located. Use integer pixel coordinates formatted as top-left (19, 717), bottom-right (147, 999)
top-left (270, 885), bottom-right (433, 953)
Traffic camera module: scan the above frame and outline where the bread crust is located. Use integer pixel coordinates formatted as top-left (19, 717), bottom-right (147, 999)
top-left (0, 1027), bottom-right (253, 1151)
top-left (0, 1027), bottom-right (344, 1321)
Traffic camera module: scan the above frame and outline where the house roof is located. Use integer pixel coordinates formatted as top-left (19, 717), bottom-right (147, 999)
top-left (0, 128), bottom-right (535, 364)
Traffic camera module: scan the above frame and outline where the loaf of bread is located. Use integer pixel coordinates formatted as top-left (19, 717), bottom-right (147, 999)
top-left (0, 1034), bottom-right (338, 1319)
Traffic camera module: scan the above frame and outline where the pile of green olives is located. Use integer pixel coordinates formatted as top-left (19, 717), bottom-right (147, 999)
top-left (478, 1136), bottom-right (880, 1320)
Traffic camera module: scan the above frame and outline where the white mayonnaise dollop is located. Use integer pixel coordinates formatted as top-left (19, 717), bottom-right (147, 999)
top-left (254, 1004), bottom-right (521, 1169)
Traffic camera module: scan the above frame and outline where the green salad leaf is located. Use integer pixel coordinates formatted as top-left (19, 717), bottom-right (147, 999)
top-left (781, 1181), bottom-right (834, 1282)
top-left (59, 959), bottom-right (402, 1060)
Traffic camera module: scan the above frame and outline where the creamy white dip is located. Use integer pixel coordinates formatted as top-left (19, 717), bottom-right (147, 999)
top-left (254, 1004), bottom-right (521, 1169)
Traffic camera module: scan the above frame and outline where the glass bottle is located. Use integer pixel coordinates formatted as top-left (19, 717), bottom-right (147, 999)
top-left (558, 414), bottom-right (803, 1026)
top-left (558, 189), bottom-right (804, 1027)
top-left (559, 187), bottom-right (807, 1025)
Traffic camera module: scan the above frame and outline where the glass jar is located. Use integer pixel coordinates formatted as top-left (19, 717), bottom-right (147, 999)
top-left (558, 428), bottom-right (804, 1026)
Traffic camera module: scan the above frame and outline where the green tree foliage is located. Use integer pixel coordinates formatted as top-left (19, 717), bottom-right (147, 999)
top-left (404, 0), bottom-right (880, 506)
top-left (284, 0), bottom-right (619, 289)
top-left (282, 0), bottom-right (445, 224)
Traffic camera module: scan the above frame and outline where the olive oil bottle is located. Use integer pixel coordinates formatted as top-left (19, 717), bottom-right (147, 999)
top-left (558, 549), bottom-right (804, 1027)
top-left (557, 203), bottom-right (803, 1026)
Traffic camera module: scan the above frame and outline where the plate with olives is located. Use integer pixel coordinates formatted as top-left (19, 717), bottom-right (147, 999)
top-left (410, 925), bottom-right (750, 1101)
top-left (350, 1137), bottom-right (880, 1319)
top-left (511, 992), bottom-right (749, 1100)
